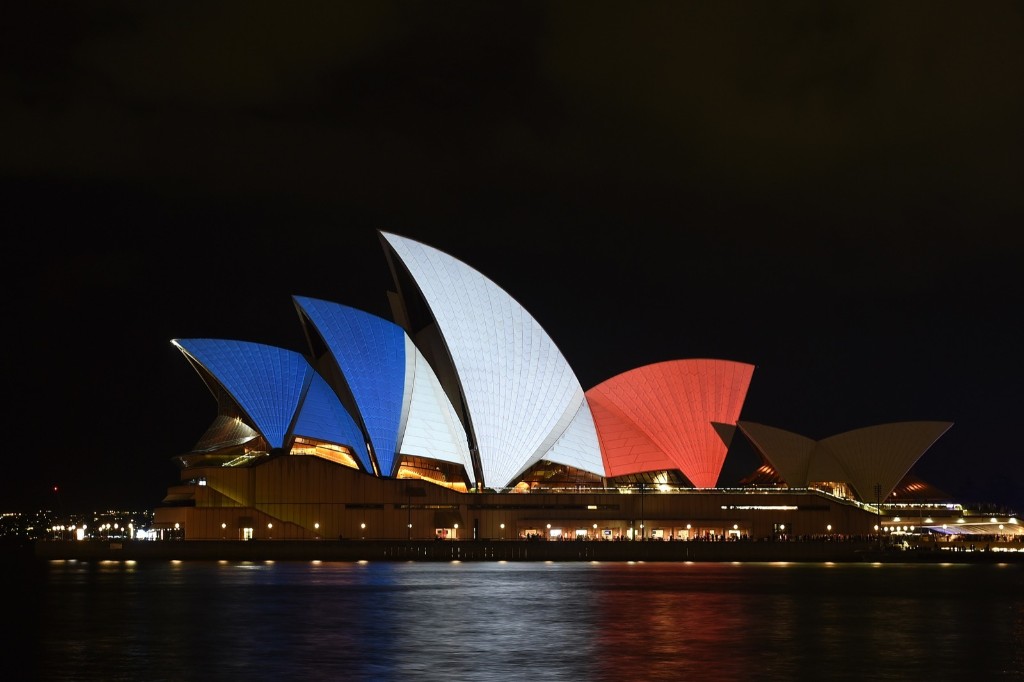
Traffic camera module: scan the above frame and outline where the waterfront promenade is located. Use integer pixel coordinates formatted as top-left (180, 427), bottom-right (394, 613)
top-left (29, 538), bottom-right (1024, 563)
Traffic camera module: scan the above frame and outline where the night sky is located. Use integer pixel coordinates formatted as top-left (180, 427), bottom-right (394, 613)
top-left (4, 3), bottom-right (1022, 513)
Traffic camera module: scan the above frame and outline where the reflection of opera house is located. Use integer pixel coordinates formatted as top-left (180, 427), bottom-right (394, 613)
top-left (154, 232), bottom-right (1017, 544)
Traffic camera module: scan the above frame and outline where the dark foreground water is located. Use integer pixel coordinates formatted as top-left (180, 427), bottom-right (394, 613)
top-left (23, 559), bottom-right (1024, 681)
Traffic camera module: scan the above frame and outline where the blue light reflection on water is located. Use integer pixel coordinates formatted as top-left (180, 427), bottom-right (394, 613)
top-left (33, 560), bottom-right (1024, 681)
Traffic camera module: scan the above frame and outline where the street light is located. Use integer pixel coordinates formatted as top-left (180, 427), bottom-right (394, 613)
top-left (874, 483), bottom-right (882, 544)
top-left (639, 482), bottom-right (646, 541)
top-left (453, 523), bottom-right (459, 540)
top-left (500, 522), bottom-right (505, 539)
top-left (360, 522), bottom-right (366, 540)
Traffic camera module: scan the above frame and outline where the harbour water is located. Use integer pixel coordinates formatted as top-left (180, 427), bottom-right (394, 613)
top-left (23, 559), bottom-right (1024, 681)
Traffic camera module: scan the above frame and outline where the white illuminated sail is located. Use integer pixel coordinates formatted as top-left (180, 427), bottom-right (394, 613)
top-left (382, 232), bottom-right (606, 488)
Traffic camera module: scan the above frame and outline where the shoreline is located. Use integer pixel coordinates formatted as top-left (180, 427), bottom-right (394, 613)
top-left (23, 538), bottom-right (1024, 564)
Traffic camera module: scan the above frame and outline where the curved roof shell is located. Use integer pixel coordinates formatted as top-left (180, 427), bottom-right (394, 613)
top-left (294, 296), bottom-right (408, 476)
top-left (586, 359), bottom-right (755, 487)
top-left (733, 422), bottom-right (817, 485)
top-left (737, 420), bottom-right (954, 502)
top-left (172, 339), bottom-right (314, 451)
top-left (173, 338), bottom-right (370, 466)
top-left (381, 231), bottom-right (605, 488)
top-left (295, 295), bottom-right (472, 477)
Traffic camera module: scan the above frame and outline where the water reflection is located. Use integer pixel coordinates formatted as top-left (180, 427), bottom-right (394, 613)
top-left (33, 560), bottom-right (1023, 681)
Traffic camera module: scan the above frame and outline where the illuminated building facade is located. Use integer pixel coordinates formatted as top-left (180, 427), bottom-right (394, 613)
top-left (155, 231), bottom-right (963, 542)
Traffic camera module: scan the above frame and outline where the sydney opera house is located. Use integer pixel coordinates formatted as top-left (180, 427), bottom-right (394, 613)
top-left (153, 231), bottom-right (1008, 544)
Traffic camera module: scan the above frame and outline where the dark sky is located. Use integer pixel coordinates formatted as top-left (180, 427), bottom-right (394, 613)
top-left (4, 3), bottom-right (1022, 514)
